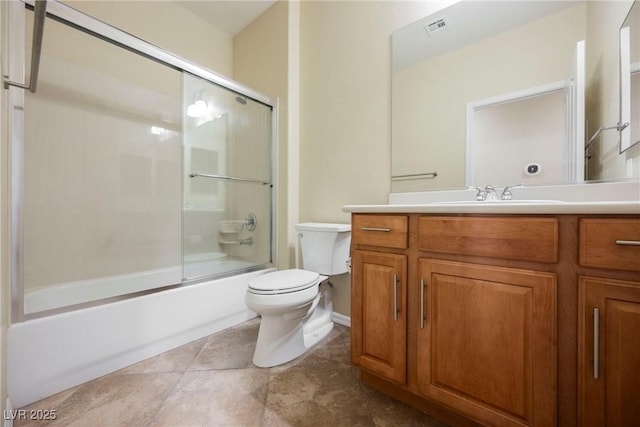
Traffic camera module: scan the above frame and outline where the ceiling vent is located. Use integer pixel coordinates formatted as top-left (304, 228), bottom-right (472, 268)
top-left (423, 16), bottom-right (449, 36)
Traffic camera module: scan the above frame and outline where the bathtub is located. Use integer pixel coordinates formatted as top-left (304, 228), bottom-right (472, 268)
top-left (24, 253), bottom-right (257, 314)
top-left (8, 267), bottom-right (272, 408)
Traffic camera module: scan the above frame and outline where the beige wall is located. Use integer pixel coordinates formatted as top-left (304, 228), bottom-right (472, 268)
top-left (586, 0), bottom-right (639, 180)
top-left (65, 1), bottom-right (233, 76)
top-left (300, 1), bottom-right (426, 220)
top-left (297, 1), bottom-right (456, 316)
top-left (233, 0), bottom-right (294, 269)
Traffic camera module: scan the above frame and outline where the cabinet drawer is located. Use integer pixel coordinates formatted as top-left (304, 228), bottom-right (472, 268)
top-left (352, 215), bottom-right (408, 249)
top-left (580, 218), bottom-right (640, 272)
top-left (419, 216), bottom-right (558, 263)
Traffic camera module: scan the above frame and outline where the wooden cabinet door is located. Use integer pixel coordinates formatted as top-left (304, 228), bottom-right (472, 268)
top-left (578, 276), bottom-right (640, 427)
top-left (351, 250), bottom-right (407, 384)
top-left (417, 259), bottom-right (557, 427)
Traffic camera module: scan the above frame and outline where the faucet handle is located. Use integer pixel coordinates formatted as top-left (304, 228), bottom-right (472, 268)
top-left (484, 185), bottom-right (500, 201)
top-left (469, 186), bottom-right (487, 201)
top-left (500, 184), bottom-right (523, 200)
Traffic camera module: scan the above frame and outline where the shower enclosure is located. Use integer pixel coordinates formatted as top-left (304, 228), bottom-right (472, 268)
top-left (7, 1), bottom-right (275, 319)
top-left (183, 74), bottom-right (273, 280)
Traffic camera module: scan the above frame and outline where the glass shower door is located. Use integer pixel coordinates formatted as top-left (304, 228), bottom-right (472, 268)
top-left (20, 10), bottom-right (183, 315)
top-left (182, 73), bottom-right (273, 280)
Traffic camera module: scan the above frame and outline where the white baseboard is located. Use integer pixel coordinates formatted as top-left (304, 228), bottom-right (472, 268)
top-left (332, 312), bottom-right (351, 327)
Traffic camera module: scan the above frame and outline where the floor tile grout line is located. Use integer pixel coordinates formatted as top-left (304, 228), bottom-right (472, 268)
top-left (259, 367), bottom-right (273, 427)
top-left (141, 370), bottom-right (188, 427)
top-left (142, 340), bottom-right (211, 426)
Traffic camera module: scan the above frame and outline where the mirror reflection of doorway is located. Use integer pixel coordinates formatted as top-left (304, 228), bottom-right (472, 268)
top-left (468, 88), bottom-right (565, 186)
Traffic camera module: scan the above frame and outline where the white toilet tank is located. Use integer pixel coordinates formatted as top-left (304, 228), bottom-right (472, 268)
top-left (295, 223), bottom-right (351, 275)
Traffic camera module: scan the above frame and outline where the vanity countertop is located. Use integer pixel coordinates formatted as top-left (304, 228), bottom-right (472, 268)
top-left (343, 181), bottom-right (640, 215)
top-left (343, 200), bottom-right (640, 215)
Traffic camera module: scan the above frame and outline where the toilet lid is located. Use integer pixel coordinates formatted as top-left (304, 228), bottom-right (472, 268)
top-left (248, 269), bottom-right (320, 294)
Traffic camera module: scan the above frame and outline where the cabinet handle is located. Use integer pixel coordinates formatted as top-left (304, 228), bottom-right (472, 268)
top-left (420, 279), bottom-right (425, 329)
top-left (615, 240), bottom-right (640, 246)
top-left (393, 274), bottom-right (399, 321)
top-left (594, 307), bottom-right (600, 380)
top-left (361, 227), bottom-right (391, 232)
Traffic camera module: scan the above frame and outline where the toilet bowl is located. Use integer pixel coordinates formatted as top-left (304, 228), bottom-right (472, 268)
top-left (245, 222), bottom-right (351, 368)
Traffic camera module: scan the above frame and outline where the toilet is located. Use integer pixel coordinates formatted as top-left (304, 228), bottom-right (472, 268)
top-left (245, 222), bottom-right (351, 367)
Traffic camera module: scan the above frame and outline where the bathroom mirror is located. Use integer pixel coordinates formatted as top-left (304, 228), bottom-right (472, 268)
top-left (620, 0), bottom-right (640, 153)
top-left (391, 0), bottom-right (639, 193)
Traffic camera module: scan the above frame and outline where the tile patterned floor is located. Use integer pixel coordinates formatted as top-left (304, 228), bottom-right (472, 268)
top-left (16, 318), bottom-right (448, 427)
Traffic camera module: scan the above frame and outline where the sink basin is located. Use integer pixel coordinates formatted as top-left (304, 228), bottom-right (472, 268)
top-left (431, 199), bottom-right (567, 205)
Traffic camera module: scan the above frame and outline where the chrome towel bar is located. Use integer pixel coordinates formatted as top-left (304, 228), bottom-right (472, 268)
top-left (391, 172), bottom-right (438, 181)
top-left (586, 122), bottom-right (629, 148)
top-left (189, 173), bottom-right (271, 186)
top-left (4, 0), bottom-right (47, 93)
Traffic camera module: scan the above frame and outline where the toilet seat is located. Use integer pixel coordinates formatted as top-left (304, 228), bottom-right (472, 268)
top-left (248, 269), bottom-right (320, 295)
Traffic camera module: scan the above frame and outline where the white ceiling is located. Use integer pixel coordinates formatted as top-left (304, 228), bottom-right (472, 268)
top-left (178, 0), bottom-right (276, 36)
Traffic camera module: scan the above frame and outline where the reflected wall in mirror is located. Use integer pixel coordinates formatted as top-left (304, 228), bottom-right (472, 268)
top-left (467, 83), bottom-right (569, 187)
top-left (391, 0), bottom-right (639, 193)
top-left (585, 0), bottom-right (638, 181)
top-left (620, 0), bottom-right (640, 153)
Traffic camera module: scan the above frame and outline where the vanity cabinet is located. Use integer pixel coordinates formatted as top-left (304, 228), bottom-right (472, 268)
top-left (351, 213), bottom-right (640, 426)
top-left (417, 259), bottom-right (556, 426)
top-left (351, 214), bottom-right (559, 426)
top-left (416, 216), bottom-right (557, 426)
top-left (351, 250), bottom-right (407, 384)
top-left (351, 214), bottom-right (408, 384)
top-left (577, 218), bottom-right (640, 427)
top-left (578, 276), bottom-right (640, 427)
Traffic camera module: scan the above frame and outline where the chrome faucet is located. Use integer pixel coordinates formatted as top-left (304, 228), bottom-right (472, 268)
top-left (471, 184), bottom-right (524, 201)
top-left (484, 185), bottom-right (500, 201)
top-left (500, 184), bottom-right (523, 200)
top-left (471, 186), bottom-right (487, 201)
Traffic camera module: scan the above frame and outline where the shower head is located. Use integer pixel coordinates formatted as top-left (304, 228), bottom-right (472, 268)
top-left (235, 96), bottom-right (247, 105)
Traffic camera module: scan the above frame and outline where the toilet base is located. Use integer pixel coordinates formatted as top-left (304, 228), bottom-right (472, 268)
top-left (303, 320), bottom-right (333, 350)
top-left (252, 282), bottom-right (334, 368)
